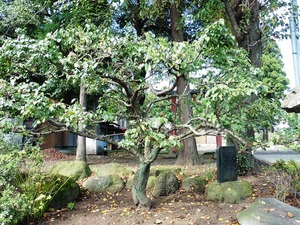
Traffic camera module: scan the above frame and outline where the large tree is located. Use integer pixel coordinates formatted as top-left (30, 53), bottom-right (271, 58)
top-left (0, 18), bottom-right (266, 207)
top-left (116, 0), bottom-right (290, 158)
top-left (0, 0), bottom-right (290, 208)
top-left (118, 0), bottom-right (202, 165)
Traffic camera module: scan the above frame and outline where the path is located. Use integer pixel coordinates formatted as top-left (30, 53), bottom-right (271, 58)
top-left (197, 144), bottom-right (300, 164)
top-left (253, 145), bottom-right (300, 164)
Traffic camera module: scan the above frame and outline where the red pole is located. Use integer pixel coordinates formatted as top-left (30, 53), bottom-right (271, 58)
top-left (216, 134), bottom-right (222, 148)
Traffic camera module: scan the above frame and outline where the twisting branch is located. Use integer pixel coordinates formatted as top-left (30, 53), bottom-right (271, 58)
top-left (223, 128), bottom-right (247, 146)
top-left (174, 117), bottom-right (248, 148)
top-left (148, 78), bottom-right (178, 97)
top-left (130, 86), bottom-right (148, 105)
top-left (101, 75), bottom-right (132, 99)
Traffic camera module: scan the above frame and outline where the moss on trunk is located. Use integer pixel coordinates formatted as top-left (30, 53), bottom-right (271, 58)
top-left (132, 162), bottom-right (151, 209)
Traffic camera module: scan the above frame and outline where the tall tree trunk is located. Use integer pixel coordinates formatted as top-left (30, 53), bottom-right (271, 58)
top-left (76, 83), bottom-right (87, 162)
top-left (175, 76), bottom-right (200, 165)
top-left (243, 0), bottom-right (261, 140)
top-left (132, 161), bottom-right (151, 209)
top-left (224, 0), bottom-right (262, 142)
top-left (242, 0), bottom-right (262, 68)
top-left (170, 2), bottom-right (200, 165)
top-left (224, 0), bottom-right (262, 68)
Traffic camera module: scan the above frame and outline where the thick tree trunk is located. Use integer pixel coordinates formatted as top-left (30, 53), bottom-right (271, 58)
top-left (244, 0), bottom-right (262, 68)
top-left (132, 161), bottom-right (151, 209)
top-left (242, 0), bottom-right (261, 141)
top-left (224, 0), bottom-right (262, 68)
top-left (76, 83), bottom-right (87, 162)
top-left (224, 0), bottom-right (262, 143)
top-left (170, 2), bottom-right (200, 165)
top-left (175, 76), bottom-right (200, 165)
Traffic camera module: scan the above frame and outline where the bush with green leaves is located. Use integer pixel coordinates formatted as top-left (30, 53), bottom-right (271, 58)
top-left (237, 153), bottom-right (252, 176)
top-left (0, 141), bottom-right (43, 224)
top-left (273, 160), bottom-right (300, 201)
top-left (0, 129), bottom-right (77, 224)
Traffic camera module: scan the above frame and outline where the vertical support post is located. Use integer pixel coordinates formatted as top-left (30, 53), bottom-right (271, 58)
top-left (216, 134), bottom-right (222, 148)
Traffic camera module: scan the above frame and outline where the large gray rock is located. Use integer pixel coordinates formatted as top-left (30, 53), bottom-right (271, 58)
top-left (182, 176), bottom-right (207, 192)
top-left (282, 87), bottom-right (300, 113)
top-left (237, 198), bottom-right (300, 225)
top-left (153, 171), bottom-right (179, 197)
top-left (50, 161), bottom-right (91, 181)
top-left (205, 180), bottom-right (253, 204)
top-left (82, 175), bottom-right (125, 193)
top-left (90, 163), bottom-right (134, 177)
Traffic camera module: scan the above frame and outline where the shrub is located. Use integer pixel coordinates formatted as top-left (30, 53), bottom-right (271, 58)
top-left (0, 140), bottom-right (77, 224)
top-left (0, 143), bottom-right (44, 224)
top-left (273, 160), bottom-right (300, 201)
top-left (237, 153), bottom-right (252, 176)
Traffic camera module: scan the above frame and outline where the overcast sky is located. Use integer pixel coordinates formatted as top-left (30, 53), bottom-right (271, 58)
top-left (277, 0), bottom-right (300, 89)
top-left (278, 38), bottom-right (295, 88)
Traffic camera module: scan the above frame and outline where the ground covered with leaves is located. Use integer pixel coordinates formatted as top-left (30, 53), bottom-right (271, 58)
top-left (38, 149), bottom-right (298, 225)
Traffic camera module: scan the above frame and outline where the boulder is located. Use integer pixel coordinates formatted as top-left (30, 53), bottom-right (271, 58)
top-left (237, 198), bottom-right (300, 225)
top-left (90, 163), bottom-right (134, 177)
top-left (82, 175), bottom-right (124, 193)
top-left (107, 175), bottom-right (125, 193)
top-left (153, 171), bottom-right (179, 197)
top-left (125, 174), bottom-right (134, 189)
top-left (150, 166), bottom-right (182, 177)
top-left (50, 161), bottom-right (91, 181)
top-left (125, 175), bottom-right (157, 191)
top-left (282, 87), bottom-right (300, 113)
top-left (182, 176), bottom-right (207, 192)
top-left (147, 176), bottom-right (157, 190)
top-left (205, 180), bottom-right (253, 204)
top-left (48, 176), bottom-right (80, 209)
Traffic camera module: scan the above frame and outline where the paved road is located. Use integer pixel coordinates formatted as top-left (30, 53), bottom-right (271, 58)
top-left (197, 144), bottom-right (300, 164)
top-left (253, 145), bottom-right (300, 164)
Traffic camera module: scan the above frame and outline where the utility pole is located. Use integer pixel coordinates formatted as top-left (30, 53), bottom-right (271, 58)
top-left (290, 0), bottom-right (300, 86)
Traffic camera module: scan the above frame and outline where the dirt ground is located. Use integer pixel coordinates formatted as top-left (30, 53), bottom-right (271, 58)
top-left (37, 149), bottom-right (298, 225)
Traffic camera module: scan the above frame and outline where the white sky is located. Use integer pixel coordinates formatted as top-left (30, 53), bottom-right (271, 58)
top-left (278, 38), bottom-right (295, 88)
top-left (277, 0), bottom-right (299, 89)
